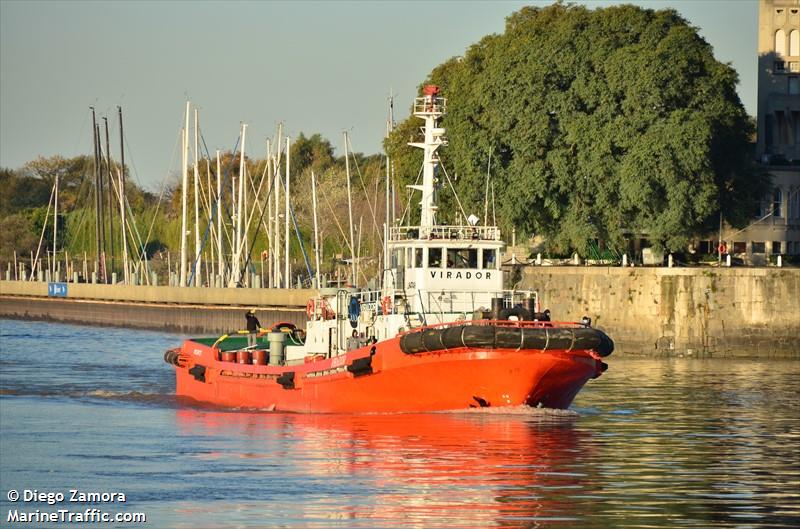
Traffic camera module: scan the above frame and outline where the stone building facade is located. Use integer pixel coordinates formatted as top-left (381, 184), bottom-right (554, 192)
top-left (727, 0), bottom-right (800, 261)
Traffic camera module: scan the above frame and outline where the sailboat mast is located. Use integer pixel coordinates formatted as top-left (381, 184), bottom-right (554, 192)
top-left (311, 170), bottom-right (321, 288)
top-left (234, 123), bottom-right (247, 286)
top-left (118, 106), bottom-right (129, 285)
top-left (90, 108), bottom-right (101, 279)
top-left (216, 150), bottom-right (223, 286)
top-left (95, 123), bottom-right (107, 282)
top-left (384, 91), bottom-right (394, 287)
top-left (179, 101), bottom-right (190, 287)
top-left (266, 141), bottom-right (273, 288)
top-left (343, 131), bottom-right (355, 286)
top-left (103, 117), bottom-right (115, 278)
top-left (284, 136), bottom-right (290, 288)
top-left (193, 109), bottom-right (201, 287)
top-left (53, 172), bottom-right (58, 278)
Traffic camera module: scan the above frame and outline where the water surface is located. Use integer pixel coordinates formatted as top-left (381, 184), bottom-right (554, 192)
top-left (1, 319), bottom-right (798, 528)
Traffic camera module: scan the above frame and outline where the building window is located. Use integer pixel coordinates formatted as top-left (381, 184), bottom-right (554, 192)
top-left (766, 114), bottom-right (775, 147)
top-left (775, 60), bottom-right (786, 72)
top-left (791, 62), bottom-right (800, 72)
top-left (733, 242), bottom-right (747, 254)
top-left (773, 188), bottom-right (783, 217)
top-left (777, 111), bottom-right (790, 144)
top-left (752, 242), bottom-right (766, 254)
top-left (790, 77), bottom-right (800, 95)
top-left (772, 241), bottom-right (782, 254)
top-left (791, 30), bottom-right (800, 56)
top-left (776, 29), bottom-right (786, 56)
top-left (795, 112), bottom-right (800, 144)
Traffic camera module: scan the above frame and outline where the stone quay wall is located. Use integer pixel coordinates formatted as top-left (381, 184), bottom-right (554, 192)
top-left (0, 281), bottom-right (315, 335)
top-left (3, 269), bottom-right (799, 357)
top-left (521, 267), bottom-right (800, 357)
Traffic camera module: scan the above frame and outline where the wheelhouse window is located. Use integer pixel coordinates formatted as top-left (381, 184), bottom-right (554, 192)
top-left (446, 248), bottom-right (477, 269)
top-left (482, 249), bottom-right (497, 269)
top-left (733, 242), bottom-right (747, 254)
top-left (414, 248), bottom-right (423, 268)
top-left (429, 247), bottom-right (443, 267)
top-left (752, 242), bottom-right (766, 254)
top-left (772, 241), bottom-right (782, 255)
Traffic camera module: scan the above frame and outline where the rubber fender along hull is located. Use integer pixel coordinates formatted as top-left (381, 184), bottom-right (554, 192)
top-left (399, 324), bottom-right (614, 357)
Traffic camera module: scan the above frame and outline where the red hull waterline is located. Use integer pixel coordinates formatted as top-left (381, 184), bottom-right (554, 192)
top-left (170, 335), bottom-right (607, 413)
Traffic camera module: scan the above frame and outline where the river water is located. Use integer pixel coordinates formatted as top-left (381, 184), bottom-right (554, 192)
top-left (0, 319), bottom-right (798, 528)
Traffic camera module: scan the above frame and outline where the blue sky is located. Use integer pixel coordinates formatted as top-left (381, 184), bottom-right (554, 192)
top-left (0, 1), bottom-right (758, 190)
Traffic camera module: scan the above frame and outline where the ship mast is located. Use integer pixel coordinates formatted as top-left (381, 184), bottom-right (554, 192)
top-left (408, 85), bottom-right (446, 236)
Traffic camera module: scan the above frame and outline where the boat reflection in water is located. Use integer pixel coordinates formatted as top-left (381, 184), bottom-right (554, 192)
top-left (173, 407), bottom-right (594, 528)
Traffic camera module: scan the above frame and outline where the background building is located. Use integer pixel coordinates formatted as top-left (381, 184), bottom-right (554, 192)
top-left (731, 0), bottom-right (800, 262)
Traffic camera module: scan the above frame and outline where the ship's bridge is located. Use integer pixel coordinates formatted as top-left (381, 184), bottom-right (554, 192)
top-left (386, 223), bottom-right (504, 319)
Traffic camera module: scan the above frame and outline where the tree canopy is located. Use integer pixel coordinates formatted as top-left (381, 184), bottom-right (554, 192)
top-left (386, 3), bottom-right (768, 253)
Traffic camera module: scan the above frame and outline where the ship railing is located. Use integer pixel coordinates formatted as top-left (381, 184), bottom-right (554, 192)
top-left (329, 288), bottom-right (537, 320)
top-left (398, 319), bottom-right (585, 336)
top-left (389, 225), bottom-right (501, 242)
top-left (413, 96), bottom-right (446, 114)
top-left (416, 289), bottom-right (536, 319)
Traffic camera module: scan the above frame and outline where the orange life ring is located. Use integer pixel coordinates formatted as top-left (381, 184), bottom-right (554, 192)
top-left (381, 296), bottom-right (392, 315)
top-left (306, 299), bottom-right (315, 319)
top-left (718, 243), bottom-right (727, 254)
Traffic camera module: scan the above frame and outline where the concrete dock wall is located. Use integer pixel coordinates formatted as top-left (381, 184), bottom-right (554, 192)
top-left (0, 281), bottom-right (314, 334)
top-left (521, 267), bottom-right (800, 357)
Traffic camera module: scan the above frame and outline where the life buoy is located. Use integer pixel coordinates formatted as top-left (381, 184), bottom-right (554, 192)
top-left (306, 299), bottom-right (315, 319)
top-left (381, 296), bottom-right (392, 315)
top-left (718, 243), bottom-right (727, 254)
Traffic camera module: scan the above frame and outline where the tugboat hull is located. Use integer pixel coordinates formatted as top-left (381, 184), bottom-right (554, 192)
top-left (171, 335), bottom-right (607, 413)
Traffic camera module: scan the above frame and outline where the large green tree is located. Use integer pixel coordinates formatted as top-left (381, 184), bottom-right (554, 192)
top-left (386, 3), bottom-right (768, 253)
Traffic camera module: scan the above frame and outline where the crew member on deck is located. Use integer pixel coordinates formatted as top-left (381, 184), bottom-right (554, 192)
top-left (245, 309), bottom-right (261, 348)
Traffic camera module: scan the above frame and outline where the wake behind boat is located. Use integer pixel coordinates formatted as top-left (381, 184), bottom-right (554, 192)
top-left (165, 86), bottom-right (613, 413)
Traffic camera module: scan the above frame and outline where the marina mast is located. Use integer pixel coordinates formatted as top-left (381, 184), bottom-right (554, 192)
top-left (179, 101), bottom-right (190, 287)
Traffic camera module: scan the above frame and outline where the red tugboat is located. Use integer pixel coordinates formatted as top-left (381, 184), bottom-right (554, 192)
top-left (165, 87), bottom-right (613, 413)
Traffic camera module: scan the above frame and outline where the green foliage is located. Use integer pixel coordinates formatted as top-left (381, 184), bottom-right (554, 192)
top-left (290, 133), bottom-right (336, 176)
top-left (0, 167), bottom-right (52, 214)
top-left (0, 213), bottom-right (38, 260)
top-left (386, 3), bottom-right (767, 253)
